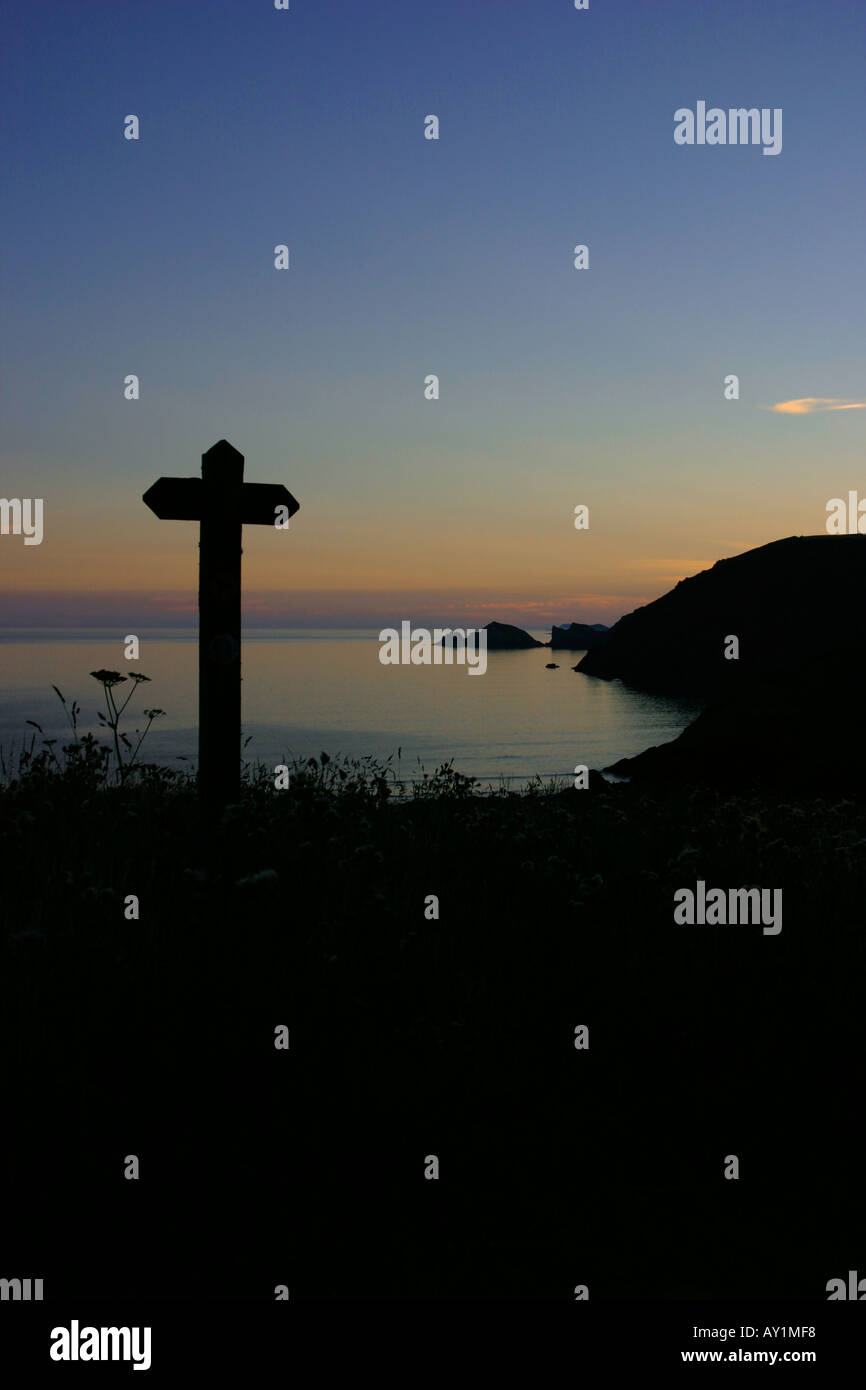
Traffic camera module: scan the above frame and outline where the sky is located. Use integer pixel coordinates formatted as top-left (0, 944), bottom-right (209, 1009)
top-left (1, 0), bottom-right (865, 628)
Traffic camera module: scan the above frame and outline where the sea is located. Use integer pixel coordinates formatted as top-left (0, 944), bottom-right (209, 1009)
top-left (0, 628), bottom-right (700, 789)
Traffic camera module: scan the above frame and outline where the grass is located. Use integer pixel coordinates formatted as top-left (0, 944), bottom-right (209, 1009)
top-left (1, 701), bottom-right (865, 1300)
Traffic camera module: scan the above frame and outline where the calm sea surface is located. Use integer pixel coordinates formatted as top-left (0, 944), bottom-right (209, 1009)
top-left (0, 629), bottom-right (699, 787)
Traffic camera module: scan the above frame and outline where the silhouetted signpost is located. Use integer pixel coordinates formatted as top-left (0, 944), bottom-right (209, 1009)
top-left (143, 439), bottom-right (299, 807)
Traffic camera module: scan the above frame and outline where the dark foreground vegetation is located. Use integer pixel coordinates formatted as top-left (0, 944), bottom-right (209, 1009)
top-left (2, 748), bottom-right (864, 1301)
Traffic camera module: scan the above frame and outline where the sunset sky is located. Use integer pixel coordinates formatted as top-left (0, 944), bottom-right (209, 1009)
top-left (2, 0), bottom-right (864, 628)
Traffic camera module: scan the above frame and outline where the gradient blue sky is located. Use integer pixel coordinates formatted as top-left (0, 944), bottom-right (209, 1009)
top-left (2, 0), bottom-right (864, 627)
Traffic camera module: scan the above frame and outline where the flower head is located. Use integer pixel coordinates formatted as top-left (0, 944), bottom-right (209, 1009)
top-left (90, 669), bottom-right (127, 688)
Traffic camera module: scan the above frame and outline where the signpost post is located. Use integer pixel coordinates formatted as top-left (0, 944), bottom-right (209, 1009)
top-left (143, 439), bottom-right (300, 807)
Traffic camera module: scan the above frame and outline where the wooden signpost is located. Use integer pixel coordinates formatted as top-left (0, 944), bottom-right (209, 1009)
top-left (143, 439), bottom-right (300, 807)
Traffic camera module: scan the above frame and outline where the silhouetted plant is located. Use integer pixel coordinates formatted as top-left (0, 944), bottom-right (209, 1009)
top-left (412, 759), bottom-right (478, 800)
top-left (5, 674), bottom-right (166, 789)
top-left (88, 669), bottom-right (165, 784)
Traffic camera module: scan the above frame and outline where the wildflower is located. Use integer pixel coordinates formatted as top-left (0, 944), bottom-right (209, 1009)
top-left (90, 670), bottom-right (126, 687)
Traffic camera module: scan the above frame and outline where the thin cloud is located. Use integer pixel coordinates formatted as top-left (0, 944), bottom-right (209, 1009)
top-left (768, 397), bottom-right (866, 415)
